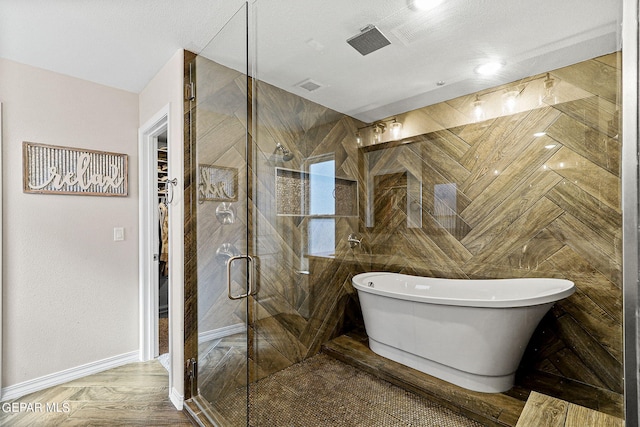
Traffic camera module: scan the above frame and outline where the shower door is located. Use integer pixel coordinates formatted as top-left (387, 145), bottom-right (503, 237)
top-left (184, 2), bottom-right (252, 425)
top-left (186, 0), bottom-right (634, 425)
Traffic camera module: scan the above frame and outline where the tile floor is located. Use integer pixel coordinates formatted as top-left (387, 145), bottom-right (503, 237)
top-left (2, 351), bottom-right (485, 426)
top-left (210, 353), bottom-right (484, 427)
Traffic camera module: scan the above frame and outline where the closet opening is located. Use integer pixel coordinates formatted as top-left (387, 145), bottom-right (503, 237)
top-left (157, 131), bottom-right (169, 357)
top-left (138, 106), bottom-right (172, 368)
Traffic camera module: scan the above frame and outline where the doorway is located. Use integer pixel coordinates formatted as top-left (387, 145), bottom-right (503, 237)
top-left (139, 106), bottom-right (173, 367)
top-left (157, 129), bottom-right (170, 357)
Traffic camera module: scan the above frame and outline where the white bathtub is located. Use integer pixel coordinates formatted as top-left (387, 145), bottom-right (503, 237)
top-left (352, 272), bottom-right (575, 393)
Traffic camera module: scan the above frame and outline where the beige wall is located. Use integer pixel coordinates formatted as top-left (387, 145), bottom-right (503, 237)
top-left (138, 49), bottom-right (185, 404)
top-left (0, 58), bottom-right (139, 387)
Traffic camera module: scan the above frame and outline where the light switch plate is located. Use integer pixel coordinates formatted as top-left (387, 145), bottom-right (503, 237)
top-left (113, 227), bottom-right (124, 241)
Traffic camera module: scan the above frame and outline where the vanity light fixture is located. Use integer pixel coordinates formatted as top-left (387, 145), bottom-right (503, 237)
top-left (356, 117), bottom-right (402, 145)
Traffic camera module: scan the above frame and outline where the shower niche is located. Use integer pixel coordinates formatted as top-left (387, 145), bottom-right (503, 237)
top-left (275, 167), bottom-right (358, 217)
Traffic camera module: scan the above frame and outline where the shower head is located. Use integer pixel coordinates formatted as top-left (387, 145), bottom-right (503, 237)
top-left (275, 142), bottom-right (294, 161)
top-left (347, 25), bottom-right (391, 56)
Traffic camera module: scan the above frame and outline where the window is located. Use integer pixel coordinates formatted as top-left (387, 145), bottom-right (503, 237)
top-left (307, 157), bottom-right (335, 255)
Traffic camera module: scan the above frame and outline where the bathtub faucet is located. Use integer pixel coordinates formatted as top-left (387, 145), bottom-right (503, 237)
top-left (348, 233), bottom-right (362, 248)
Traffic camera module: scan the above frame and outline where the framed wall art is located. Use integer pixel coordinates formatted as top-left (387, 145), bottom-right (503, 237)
top-left (23, 142), bottom-right (128, 196)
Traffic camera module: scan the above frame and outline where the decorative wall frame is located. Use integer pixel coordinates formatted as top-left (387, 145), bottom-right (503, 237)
top-left (23, 142), bottom-right (128, 196)
top-left (198, 164), bottom-right (238, 202)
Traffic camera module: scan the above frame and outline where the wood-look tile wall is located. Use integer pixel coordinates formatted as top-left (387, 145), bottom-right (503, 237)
top-left (186, 56), bottom-right (365, 394)
top-left (194, 56), bottom-right (249, 334)
top-left (187, 52), bottom-right (623, 416)
top-left (249, 78), bottom-right (364, 380)
top-left (356, 52), bottom-right (623, 416)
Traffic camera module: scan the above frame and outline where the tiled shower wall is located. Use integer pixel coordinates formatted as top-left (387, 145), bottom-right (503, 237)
top-left (250, 78), bottom-right (363, 378)
top-left (189, 52), bottom-right (623, 415)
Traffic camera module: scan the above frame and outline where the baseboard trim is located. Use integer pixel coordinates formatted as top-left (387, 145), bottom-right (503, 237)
top-left (170, 386), bottom-right (184, 410)
top-left (1, 351), bottom-right (140, 401)
top-left (0, 324), bottom-right (245, 402)
top-left (198, 323), bottom-right (246, 343)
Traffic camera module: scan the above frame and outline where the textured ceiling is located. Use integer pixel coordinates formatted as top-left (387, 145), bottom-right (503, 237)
top-left (0, 0), bottom-right (622, 122)
top-left (0, 0), bottom-right (245, 93)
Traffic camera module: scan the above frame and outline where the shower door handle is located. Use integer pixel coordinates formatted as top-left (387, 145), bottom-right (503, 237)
top-left (226, 255), bottom-right (254, 300)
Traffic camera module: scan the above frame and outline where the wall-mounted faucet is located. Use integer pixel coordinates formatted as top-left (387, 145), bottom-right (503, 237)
top-left (348, 233), bottom-right (362, 248)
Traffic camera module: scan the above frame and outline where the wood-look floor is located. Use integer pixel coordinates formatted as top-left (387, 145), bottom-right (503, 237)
top-left (516, 392), bottom-right (624, 427)
top-left (0, 360), bottom-right (191, 426)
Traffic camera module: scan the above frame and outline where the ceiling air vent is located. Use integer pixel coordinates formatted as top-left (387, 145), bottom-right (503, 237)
top-left (347, 25), bottom-right (391, 56)
top-left (297, 79), bottom-right (323, 92)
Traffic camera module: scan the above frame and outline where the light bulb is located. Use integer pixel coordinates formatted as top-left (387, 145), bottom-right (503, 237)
top-left (502, 90), bottom-right (519, 114)
top-left (390, 122), bottom-right (402, 140)
top-left (356, 131), bottom-right (362, 145)
top-left (539, 73), bottom-right (557, 105)
top-left (472, 95), bottom-right (485, 122)
top-left (373, 126), bottom-right (382, 143)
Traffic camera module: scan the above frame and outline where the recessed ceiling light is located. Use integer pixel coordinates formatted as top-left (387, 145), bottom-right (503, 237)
top-left (475, 61), bottom-right (504, 76)
top-left (410, 0), bottom-right (443, 11)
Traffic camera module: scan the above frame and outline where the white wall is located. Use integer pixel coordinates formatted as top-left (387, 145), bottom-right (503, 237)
top-left (0, 58), bottom-right (140, 389)
top-left (138, 49), bottom-right (185, 406)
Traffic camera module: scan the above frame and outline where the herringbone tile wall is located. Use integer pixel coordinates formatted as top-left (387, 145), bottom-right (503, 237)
top-left (190, 52), bottom-right (623, 417)
top-left (357, 52), bottom-right (623, 416)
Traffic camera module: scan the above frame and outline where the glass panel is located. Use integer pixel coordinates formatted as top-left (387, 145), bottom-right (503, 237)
top-left (249, 0), bottom-right (626, 424)
top-left (308, 158), bottom-right (336, 216)
top-left (189, 3), bottom-right (249, 425)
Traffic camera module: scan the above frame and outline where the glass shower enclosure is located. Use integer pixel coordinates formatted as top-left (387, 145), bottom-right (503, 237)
top-left (183, 0), bottom-right (637, 425)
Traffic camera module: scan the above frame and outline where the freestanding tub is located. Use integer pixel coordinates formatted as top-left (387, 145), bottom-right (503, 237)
top-left (352, 272), bottom-right (575, 393)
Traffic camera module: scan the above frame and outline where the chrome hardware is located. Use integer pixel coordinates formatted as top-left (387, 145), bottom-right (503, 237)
top-left (348, 233), bottom-right (362, 248)
top-left (165, 178), bottom-right (178, 204)
top-left (186, 358), bottom-right (198, 397)
top-left (185, 82), bottom-right (195, 101)
top-left (227, 255), bottom-right (254, 300)
top-left (367, 281), bottom-right (374, 288)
